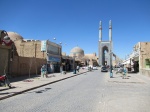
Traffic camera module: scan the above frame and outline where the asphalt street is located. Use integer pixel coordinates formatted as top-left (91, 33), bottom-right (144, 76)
top-left (0, 70), bottom-right (150, 112)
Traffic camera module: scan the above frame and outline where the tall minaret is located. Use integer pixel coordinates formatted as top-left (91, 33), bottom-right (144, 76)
top-left (109, 20), bottom-right (112, 41)
top-left (99, 21), bottom-right (102, 41)
top-left (109, 20), bottom-right (113, 70)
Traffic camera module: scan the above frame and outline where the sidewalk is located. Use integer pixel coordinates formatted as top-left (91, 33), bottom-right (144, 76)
top-left (0, 69), bottom-right (88, 100)
top-left (106, 70), bottom-right (150, 85)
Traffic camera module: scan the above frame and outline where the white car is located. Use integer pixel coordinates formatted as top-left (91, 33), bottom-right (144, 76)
top-left (92, 66), bottom-right (97, 70)
top-left (82, 66), bottom-right (88, 70)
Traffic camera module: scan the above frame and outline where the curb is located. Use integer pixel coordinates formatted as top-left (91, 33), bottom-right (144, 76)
top-left (0, 71), bottom-right (88, 101)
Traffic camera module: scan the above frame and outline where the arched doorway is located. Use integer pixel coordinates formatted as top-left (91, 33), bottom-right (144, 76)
top-left (102, 46), bottom-right (109, 66)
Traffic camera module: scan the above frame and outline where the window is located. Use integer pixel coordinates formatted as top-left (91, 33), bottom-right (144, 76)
top-left (145, 59), bottom-right (150, 68)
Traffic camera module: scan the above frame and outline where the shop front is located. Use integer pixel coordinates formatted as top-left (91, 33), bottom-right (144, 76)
top-left (41, 40), bottom-right (62, 73)
top-left (62, 56), bottom-right (74, 72)
top-left (47, 56), bottom-right (61, 73)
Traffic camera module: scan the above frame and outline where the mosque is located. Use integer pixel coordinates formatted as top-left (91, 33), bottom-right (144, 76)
top-left (69, 46), bottom-right (98, 67)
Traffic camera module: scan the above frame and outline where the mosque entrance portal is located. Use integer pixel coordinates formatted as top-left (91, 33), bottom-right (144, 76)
top-left (98, 20), bottom-right (113, 67)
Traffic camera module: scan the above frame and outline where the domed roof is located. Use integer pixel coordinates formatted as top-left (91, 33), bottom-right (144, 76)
top-left (71, 46), bottom-right (84, 53)
top-left (70, 46), bottom-right (84, 56)
top-left (7, 32), bottom-right (23, 41)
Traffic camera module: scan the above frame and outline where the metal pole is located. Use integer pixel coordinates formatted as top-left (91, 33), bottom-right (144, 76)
top-left (109, 40), bottom-right (113, 78)
top-left (110, 51), bottom-right (113, 78)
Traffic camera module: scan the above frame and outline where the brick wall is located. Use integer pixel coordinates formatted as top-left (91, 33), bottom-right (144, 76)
top-left (140, 42), bottom-right (150, 69)
top-left (14, 40), bottom-right (47, 59)
top-left (11, 56), bottom-right (46, 77)
top-left (0, 45), bottom-right (11, 75)
top-left (9, 40), bottom-right (47, 77)
top-left (139, 42), bottom-right (150, 77)
top-left (9, 40), bottom-right (63, 77)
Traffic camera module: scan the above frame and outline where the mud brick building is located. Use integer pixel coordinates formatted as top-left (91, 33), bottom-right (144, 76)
top-left (0, 30), bottom-right (12, 76)
top-left (123, 42), bottom-right (150, 76)
top-left (0, 31), bottom-right (62, 77)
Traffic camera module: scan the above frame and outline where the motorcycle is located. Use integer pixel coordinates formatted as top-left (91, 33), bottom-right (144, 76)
top-left (0, 75), bottom-right (11, 88)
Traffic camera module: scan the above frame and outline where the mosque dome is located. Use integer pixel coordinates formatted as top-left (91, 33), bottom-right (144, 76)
top-left (70, 46), bottom-right (84, 57)
top-left (7, 32), bottom-right (23, 41)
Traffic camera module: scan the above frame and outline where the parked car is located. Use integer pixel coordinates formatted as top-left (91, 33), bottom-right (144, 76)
top-left (93, 66), bottom-right (97, 70)
top-left (101, 66), bottom-right (108, 72)
top-left (82, 66), bottom-right (88, 70)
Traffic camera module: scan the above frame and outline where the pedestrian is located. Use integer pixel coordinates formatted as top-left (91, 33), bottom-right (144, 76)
top-left (88, 66), bottom-right (91, 71)
top-left (123, 65), bottom-right (128, 79)
top-left (60, 64), bottom-right (63, 74)
top-left (76, 65), bottom-right (80, 72)
top-left (41, 65), bottom-right (47, 78)
top-left (73, 63), bottom-right (77, 74)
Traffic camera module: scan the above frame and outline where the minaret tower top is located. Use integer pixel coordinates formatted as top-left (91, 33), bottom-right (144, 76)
top-left (109, 20), bottom-right (112, 41)
top-left (99, 21), bottom-right (102, 41)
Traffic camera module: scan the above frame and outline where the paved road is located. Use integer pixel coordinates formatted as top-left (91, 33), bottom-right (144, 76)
top-left (0, 70), bottom-right (150, 112)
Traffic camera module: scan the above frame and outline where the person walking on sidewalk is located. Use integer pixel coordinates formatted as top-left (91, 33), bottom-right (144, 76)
top-left (41, 65), bottom-right (48, 78)
top-left (76, 65), bottom-right (80, 72)
top-left (123, 65), bottom-right (128, 79)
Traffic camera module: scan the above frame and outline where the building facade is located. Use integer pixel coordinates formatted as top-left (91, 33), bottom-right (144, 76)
top-left (61, 55), bottom-right (74, 72)
top-left (138, 42), bottom-right (150, 76)
top-left (0, 30), bottom-right (13, 76)
top-left (5, 31), bottom-right (62, 77)
top-left (0, 45), bottom-right (11, 75)
top-left (46, 40), bottom-right (62, 73)
top-left (123, 42), bottom-right (150, 76)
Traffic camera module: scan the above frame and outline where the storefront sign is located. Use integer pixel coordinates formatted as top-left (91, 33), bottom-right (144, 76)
top-left (41, 40), bottom-right (47, 52)
top-left (48, 56), bottom-right (61, 62)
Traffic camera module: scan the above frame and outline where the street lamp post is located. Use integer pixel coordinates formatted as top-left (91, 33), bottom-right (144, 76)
top-left (110, 51), bottom-right (113, 78)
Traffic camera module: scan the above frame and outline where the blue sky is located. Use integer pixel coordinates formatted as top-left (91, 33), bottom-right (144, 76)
top-left (0, 0), bottom-right (150, 59)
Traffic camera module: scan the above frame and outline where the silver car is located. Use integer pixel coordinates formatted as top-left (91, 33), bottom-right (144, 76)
top-left (101, 66), bottom-right (108, 72)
